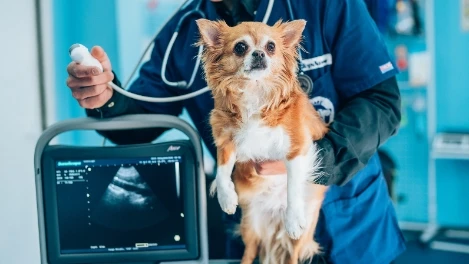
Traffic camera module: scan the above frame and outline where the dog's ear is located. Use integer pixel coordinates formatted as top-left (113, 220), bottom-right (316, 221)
top-left (278, 19), bottom-right (306, 48)
top-left (196, 19), bottom-right (227, 47)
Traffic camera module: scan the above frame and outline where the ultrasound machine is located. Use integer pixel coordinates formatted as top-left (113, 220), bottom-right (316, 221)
top-left (33, 114), bottom-right (239, 264)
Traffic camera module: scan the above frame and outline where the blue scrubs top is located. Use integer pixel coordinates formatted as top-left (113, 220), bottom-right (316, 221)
top-left (128, 0), bottom-right (406, 263)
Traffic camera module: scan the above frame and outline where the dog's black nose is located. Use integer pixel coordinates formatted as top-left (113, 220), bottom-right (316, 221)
top-left (252, 50), bottom-right (265, 58)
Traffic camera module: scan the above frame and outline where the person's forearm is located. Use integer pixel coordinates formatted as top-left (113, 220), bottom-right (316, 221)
top-left (314, 76), bottom-right (401, 186)
top-left (85, 74), bottom-right (167, 145)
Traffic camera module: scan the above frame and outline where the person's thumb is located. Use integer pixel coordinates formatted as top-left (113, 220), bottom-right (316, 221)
top-left (90, 46), bottom-right (112, 72)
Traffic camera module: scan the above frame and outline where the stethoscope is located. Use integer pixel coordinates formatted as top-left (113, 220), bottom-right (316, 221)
top-left (284, 0), bottom-right (313, 95)
top-left (107, 0), bottom-right (312, 103)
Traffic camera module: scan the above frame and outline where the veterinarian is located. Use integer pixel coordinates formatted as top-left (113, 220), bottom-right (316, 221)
top-left (66, 0), bottom-right (406, 263)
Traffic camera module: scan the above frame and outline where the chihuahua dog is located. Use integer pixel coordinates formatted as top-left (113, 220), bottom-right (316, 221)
top-left (196, 19), bottom-right (329, 264)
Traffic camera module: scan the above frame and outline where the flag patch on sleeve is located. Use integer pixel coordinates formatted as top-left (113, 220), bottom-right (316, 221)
top-left (379, 62), bottom-right (394, 74)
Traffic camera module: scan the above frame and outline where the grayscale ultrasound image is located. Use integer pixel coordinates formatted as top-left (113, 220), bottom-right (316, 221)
top-left (56, 157), bottom-right (186, 253)
top-left (91, 166), bottom-right (169, 230)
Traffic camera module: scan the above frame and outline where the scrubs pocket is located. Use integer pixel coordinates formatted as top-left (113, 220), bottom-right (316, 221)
top-left (321, 174), bottom-right (404, 264)
top-left (323, 173), bottom-right (383, 212)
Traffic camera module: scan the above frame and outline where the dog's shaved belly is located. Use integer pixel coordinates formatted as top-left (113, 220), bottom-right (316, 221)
top-left (240, 175), bottom-right (323, 264)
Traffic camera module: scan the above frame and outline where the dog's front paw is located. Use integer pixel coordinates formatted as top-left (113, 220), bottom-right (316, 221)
top-left (285, 207), bottom-right (307, 240)
top-left (217, 181), bottom-right (238, 214)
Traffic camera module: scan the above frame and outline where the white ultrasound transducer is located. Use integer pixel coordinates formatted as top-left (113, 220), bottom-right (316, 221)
top-left (68, 43), bottom-right (210, 103)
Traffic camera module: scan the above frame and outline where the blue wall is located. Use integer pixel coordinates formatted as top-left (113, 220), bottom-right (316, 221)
top-left (52, 0), bottom-right (120, 145)
top-left (381, 34), bottom-right (429, 223)
top-left (115, 0), bottom-right (185, 83)
top-left (51, 0), bottom-right (188, 147)
top-left (381, 0), bottom-right (469, 227)
top-left (433, 0), bottom-right (469, 227)
top-left (434, 1), bottom-right (469, 133)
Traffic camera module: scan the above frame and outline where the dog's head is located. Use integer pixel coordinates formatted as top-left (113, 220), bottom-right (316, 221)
top-left (195, 19), bottom-right (306, 93)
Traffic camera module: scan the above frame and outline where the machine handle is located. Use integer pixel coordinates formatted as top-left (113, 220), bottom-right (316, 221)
top-left (35, 114), bottom-right (199, 146)
top-left (34, 114), bottom-right (205, 173)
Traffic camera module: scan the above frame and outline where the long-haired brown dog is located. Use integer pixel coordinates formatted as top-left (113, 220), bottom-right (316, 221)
top-left (196, 19), bottom-right (329, 264)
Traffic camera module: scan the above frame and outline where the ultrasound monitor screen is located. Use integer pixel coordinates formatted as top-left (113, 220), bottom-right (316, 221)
top-left (54, 156), bottom-right (186, 255)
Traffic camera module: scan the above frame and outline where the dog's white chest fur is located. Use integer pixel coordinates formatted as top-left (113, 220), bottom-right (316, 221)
top-left (233, 89), bottom-right (291, 162)
top-left (233, 119), bottom-right (290, 162)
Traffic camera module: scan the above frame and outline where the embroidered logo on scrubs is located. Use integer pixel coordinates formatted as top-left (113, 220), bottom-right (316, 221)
top-left (300, 54), bottom-right (333, 72)
top-left (379, 62), bottom-right (394, 74)
top-left (310, 96), bottom-right (335, 124)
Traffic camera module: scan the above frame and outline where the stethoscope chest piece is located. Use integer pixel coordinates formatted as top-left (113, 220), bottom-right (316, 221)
top-left (298, 73), bottom-right (313, 95)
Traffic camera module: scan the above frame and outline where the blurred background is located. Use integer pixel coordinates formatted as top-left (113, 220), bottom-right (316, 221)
top-left (1, 0), bottom-right (469, 263)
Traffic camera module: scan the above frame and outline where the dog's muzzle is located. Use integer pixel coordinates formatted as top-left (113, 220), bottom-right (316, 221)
top-left (250, 50), bottom-right (267, 70)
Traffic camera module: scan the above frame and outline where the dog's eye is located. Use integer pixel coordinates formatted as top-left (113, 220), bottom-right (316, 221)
top-left (266, 42), bottom-right (275, 53)
top-left (234, 42), bottom-right (247, 56)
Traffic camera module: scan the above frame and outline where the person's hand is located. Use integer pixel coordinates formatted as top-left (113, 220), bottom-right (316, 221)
top-left (66, 46), bottom-right (114, 109)
top-left (254, 160), bottom-right (287, 176)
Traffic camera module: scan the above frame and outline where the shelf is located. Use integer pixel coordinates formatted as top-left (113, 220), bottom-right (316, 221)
top-left (431, 151), bottom-right (469, 160)
top-left (431, 133), bottom-right (469, 160)
top-left (398, 81), bottom-right (427, 91)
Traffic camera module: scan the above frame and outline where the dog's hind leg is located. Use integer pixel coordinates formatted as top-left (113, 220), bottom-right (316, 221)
top-left (289, 185), bottom-right (327, 264)
top-left (240, 219), bottom-right (260, 264)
